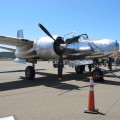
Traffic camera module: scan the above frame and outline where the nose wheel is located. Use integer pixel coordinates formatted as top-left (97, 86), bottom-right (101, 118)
top-left (25, 66), bottom-right (35, 80)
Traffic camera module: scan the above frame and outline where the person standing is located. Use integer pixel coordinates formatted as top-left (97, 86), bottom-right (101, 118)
top-left (108, 57), bottom-right (112, 71)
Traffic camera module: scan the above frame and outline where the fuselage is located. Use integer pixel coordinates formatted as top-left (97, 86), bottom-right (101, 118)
top-left (34, 36), bottom-right (119, 60)
top-left (15, 36), bottom-right (119, 61)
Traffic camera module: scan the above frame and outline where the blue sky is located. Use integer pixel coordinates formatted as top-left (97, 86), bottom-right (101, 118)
top-left (0, 0), bottom-right (120, 50)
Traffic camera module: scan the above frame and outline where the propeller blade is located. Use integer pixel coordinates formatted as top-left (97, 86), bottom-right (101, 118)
top-left (38, 23), bottom-right (55, 41)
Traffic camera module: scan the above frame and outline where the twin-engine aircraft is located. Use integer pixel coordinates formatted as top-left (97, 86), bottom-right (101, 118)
top-left (0, 23), bottom-right (119, 81)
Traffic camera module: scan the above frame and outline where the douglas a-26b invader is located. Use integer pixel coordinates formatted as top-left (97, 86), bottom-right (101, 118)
top-left (0, 23), bottom-right (119, 81)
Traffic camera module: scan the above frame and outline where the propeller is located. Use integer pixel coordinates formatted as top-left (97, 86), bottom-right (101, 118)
top-left (38, 23), bottom-right (56, 41)
top-left (38, 23), bottom-right (65, 79)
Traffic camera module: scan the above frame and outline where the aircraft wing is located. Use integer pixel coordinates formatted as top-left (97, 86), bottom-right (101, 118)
top-left (0, 35), bottom-right (33, 46)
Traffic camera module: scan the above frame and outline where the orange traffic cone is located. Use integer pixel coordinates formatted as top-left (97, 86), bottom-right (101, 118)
top-left (84, 76), bottom-right (99, 114)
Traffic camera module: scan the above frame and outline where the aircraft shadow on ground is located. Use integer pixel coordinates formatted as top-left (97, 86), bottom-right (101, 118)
top-left (0, 69), bottom-right (46, 73)
top-left (0, 70), bottom-right (90, 91)
top-left (0, 68), bottom-right (120, 91)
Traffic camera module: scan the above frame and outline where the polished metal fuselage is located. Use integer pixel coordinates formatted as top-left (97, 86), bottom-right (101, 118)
top-left (15, 36), bottom-right (119, 61)
top-left (34, 36), bottom-right (119, 60)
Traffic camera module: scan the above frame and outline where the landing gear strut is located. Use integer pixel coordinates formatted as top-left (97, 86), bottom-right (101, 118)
top-left (58, 55), bottom-right (63, 79)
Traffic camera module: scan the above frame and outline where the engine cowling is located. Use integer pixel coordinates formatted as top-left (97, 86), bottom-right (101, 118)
top-left (34, 36), bottom-right (59, 60)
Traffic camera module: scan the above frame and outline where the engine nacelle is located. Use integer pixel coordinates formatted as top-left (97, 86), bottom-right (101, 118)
top-left (34, 36), bottom-right (59, 60)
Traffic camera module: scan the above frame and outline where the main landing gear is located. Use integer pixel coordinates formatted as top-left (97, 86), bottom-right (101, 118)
top-left (91, 68), bottom-right (104, 82)
top-left (25, 64), bottom-right (35, 80)
top-left (25, 58), bottom-right (64, 80)
top-left (75, 65), bottom-right (104, 82)
top-left (75, 65), bottom-right (84, 74)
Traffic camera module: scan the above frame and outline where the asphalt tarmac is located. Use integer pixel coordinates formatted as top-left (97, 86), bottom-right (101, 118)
top-left (0, 61), bottom-right (120, 120)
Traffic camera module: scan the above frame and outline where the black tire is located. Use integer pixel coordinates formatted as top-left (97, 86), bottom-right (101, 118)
top-left (25, 66), bottom-right (35, 80)
top-left (53, 64), bottom-right (58, 68)
top-left (91, 68), bottom-right (104, 82)
top-left (75, 65), bottom-right (84, 74)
